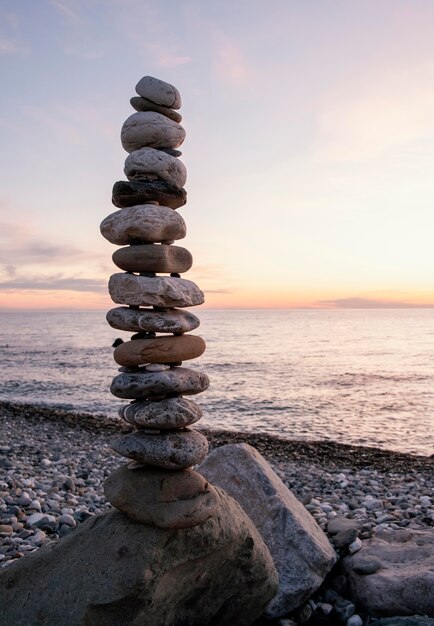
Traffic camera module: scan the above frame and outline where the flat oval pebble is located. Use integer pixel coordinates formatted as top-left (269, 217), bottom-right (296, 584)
top-left (130, 96), bottom-right (182, 123)
top-left (114, 335), bottom-right (206, 366)
top-left (110, 429), bottom-right (208, 469)
top-left (112, 180), bottom-right (186, 210)
top-left (124, 147), bottom-right (187, 187)
top-left (121, 112), bottom-right (185, 153)
top-left (100, 204), bottom-right (186, 246)
top-left (112, 244), bottom-right (192, 274)
top-left (109, 273), bottom-right (204, 308)
top-left (110, 367), bottom-right (209, 399)
top-left (104, 465), bottom-right (219, 528)
top-left (120, 397), bottom-right (203, 429)
top-left (135, 76), bottom-right (181, 109)
top-left (139, 308), bottom-right (200, 333)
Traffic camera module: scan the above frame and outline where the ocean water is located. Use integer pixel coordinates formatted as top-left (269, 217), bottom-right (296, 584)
top-left (0, 309), bottom-right (433, 456)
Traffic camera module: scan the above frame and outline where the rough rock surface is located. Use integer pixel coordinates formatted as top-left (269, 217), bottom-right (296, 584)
top-left (120, 397), bottom-right (203, 429)
top-left (199, 443), bottom-right (337, 618)
top-left (135, 75), bottom-right (181, 109)
top-left (109, 273), bottom-right (204, 308)
top-left (343, 529), bottom-right (434, 617)
top-left (106, 306), bottom-right (200, 334)
top-left (121, 111), bottom-right (185, 153)
top-left (111, 428), bottom-right (209, 469)
top-left (130, 96), bottom-right (182, 122)
top-left (0, 490), bottom-right (278, 626)
top-left (110, 367), bottom-right (210, 399)
top-left (112, 179), bottom-right (187, 210)
top-left (100, 204), bottom-right (186, 245)
top-left (114, 335), bottom-right (206, 366)
top-left (372, 619), bottom-right (434, 626)
top-left (124, 147), bottom-right (187, 187)
top-left (112, 243), bottom-right (192, 273)
top-left (104, 464), bottom-right (219, 527)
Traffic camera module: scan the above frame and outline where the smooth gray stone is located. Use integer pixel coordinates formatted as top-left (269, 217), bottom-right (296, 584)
top-left (120, 397), bottom-right (203, 429)
top-left (109, 273), bottom-right (204, 308)
top-left (199, 443), bottom-right (337, 618)
top-left (112, 244), bottom-right (192, 274)
top-left (111, 429), bottom-right (209, 469)
top-left (112, 179), bottom-right (186, 210)
top-left (0, 497), bottom-right (278, 626)
top-left (121, 111), bottom-right (185, 153)
top-left (130, 96), bottom-right (182, 123)
top-left (135, 75), bottom-right (181, 109)
top-left (111, 367), bottom-right (210, 400)
top-left (100, 204), bottom-right (186, 246)
top-left (124, 147), bottom-right (186, 187)
top-left (160, 147), bottom-right (182, 157)
top-left (106, 306), bottom-right (200, 334)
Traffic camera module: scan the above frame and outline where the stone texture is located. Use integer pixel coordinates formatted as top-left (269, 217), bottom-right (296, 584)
top-left (111, 429), bottom-right (209, 469)
top-left (111, 367), bottom-right (210, 399)
top-left (372, 619), bottom-right (434, 626)
top-left (121, 112), bottom-right (185, 153)
top-left (124, 147), bottom-right (187, 187)
top-left (112, 180), bottom-right (187, 210)
top-left (343, 529), bottom-right (434, 617)
top-left (114, 335), bottom-right (206, 366)
top-left (104, 464), bottom-right (219, 527)
top-left (112, 244), bottom-right (192, 273)
top-left (106, 306), bottom-right (200, 334)
top-left (135, 75), bottom-right (181, 109)
top-left (130, 96), bottom-right (182, 122)
top-left (109, 273), bottom-right (204, 308)
top-left (120, 397), bottom-right (203, 429)
top-left (199, 443), bottom-right (337, 618)
top-left (100, 204), bottom-right (186, 246)
top-left (0, 492), bottom-right (278, 626)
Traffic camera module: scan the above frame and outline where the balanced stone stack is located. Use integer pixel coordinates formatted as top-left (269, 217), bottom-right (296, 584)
top-left (100, 76), bottom-right (219, 529)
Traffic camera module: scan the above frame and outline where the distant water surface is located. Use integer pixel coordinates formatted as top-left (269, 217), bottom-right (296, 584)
top-left (0, 309), bottom-right (433, 455)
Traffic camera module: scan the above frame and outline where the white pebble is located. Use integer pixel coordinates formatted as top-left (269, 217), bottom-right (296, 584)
top-left (348, 537), bottom-right (363, 553)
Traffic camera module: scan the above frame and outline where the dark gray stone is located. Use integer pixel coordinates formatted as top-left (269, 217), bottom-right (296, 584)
top-left (110, 367), bottom-right (210, 400)
top-left (112, 180), bottom-right (186, 210)
top-left (130, 96), bottom-right (183, 123)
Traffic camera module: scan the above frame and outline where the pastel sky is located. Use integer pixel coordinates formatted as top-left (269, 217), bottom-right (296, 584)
top-left (1, 0), bottom-right (434, 309)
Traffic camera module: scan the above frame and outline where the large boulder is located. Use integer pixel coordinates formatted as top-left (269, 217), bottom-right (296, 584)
top-left (343, 529), bottom-right (434, 617)
top-left (0, 488), bottom-right (278, 626)
top-left (198, 443), bottom-right (337, 618)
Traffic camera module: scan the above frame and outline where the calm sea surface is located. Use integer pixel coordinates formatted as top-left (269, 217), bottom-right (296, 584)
top-left (0, 309), bottom-right (433, 455)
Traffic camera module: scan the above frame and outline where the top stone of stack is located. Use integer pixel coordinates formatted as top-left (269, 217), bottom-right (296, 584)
top-left (135, 76), bottom-right (181, 110)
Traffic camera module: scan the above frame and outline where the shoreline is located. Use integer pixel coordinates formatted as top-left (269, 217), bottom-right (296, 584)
top-left (0, 399), bottom-right (432, 472)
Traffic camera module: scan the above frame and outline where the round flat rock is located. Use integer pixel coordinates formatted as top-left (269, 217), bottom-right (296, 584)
top-left (121, 112), bottom-right (185, 153)
top-left (120, 397), bottom-right (203, 429)
top-left (112, 244), bottom-right (192, 274)
top-left (110, 367), bottom-right (210, 399)
top-left (114, 335), bottom-right (206, 366)
top-left (100, 204), bottom-right (186, 246)
top-left (110, 429), bottom-right (208, 469)
top-left (109, 273), bottom-right (204, 308)
top-left (124, 147), bottom-right (186, 187)
top-left (135, 76), bottom-right (181, 109)
top-left (130, 96), bottom-right (182, 123)
top-left (112, 180), bottom-right (186, 210)
top-left (104, 465), bottom-right (219, 528)
top-left (106, 306), bottom-right (200, 334)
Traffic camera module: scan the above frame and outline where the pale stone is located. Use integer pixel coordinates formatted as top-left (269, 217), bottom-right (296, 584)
top-left (135, 75), bottom-right (181, 109)
top-left (106, 306), bottom-right (147, 332)
top-left (111, 367), bottom-right (209, 399)
top-left (0, 494), bottom-right (278, 626)
top-left (121, 112), bottom-right (185, 153)
top-left (112, 179), bottom-right (186, 210)
top-left (139, 308), bottom-right (200, 333)
top-left (130, 96), bottom-right (182, 122)
top-left (343, 529), bottom-right (434, 617)
top-left (109, 273), bottom-right (204, 308)
top-left (199, 443), bottom-right (337, 618)
top-left (120, 397), bottom-right (203, 429)
top-left (100, 204), bottom-right (186, 246)
top-left (104, 464), bottom-right (218, 528)
top-left (124, 147), bottom-right (187, 187)
top-left (112, 244), bottom-right (192, 274)
top-left (114, 335), bottom-right (206, 366)
top-left (111, 429), bottom-right (209, 469)
top-left (144, 364), bottom-right (170, 372)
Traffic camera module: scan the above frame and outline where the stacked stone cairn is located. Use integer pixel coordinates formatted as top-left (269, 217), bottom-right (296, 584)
top-left (100, 76), bottom-right (219, 529)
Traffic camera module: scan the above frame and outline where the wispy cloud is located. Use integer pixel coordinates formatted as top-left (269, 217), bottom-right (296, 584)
top-left (317, 297), bottom-right (434, 309)
top-left (214, 31), bottom-right (249, 86)
top-left (0, 276), bottom-right (105, 292)
top-left (145, 42), bottom-right (192, 68)
top-left (0, 37), bottom-right (30, 55)
top-left (49, 0), bottom-right (82, 23)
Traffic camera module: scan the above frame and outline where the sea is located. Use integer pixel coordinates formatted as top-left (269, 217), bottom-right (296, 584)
top-left (0, 309), bottom-right (433, 456)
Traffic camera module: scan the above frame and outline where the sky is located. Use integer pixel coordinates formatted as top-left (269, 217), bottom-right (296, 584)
top-left (0, 0), bottom-right (434, 310)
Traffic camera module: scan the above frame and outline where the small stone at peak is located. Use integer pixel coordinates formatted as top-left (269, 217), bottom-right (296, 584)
top-left (135, 76), bottom-right (181, 109)
top-left (130, 97), bottom-right (182, 123)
